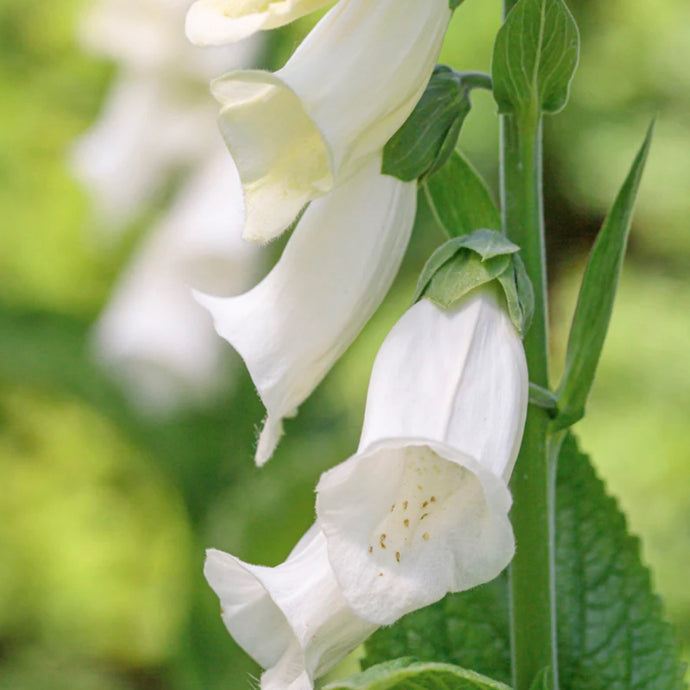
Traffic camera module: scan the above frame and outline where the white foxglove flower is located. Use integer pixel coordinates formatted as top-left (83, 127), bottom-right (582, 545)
top-left (210, 0), bottom-right (451, 242)
top-left (196, 156), bottom-right (416, 464)
top-left (94, 153), bottom-right (262, 410)
top-left (186, 0), bottom-right (334, 46)
top-left (205, 526), bottom-right (377, 690)
top-left (73, 0), bottom-right (261, 228)
top-left (316, 290), bottom-right (529, 625)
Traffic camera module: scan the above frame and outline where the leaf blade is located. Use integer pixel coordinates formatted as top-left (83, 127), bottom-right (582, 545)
top-left (553, 122), bottom-right (654, 430)
top-left (325, 659), bottom-right (513, 690)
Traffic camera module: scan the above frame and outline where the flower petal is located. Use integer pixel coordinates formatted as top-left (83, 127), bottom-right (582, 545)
top-left (93, 152), bottom-right (262, 410)
top-left (211, 0), bottom-right (450, 241)
top-left (359, 291), bottom-right (529, 481)
top-left (316, 439), bottom-right (515, 625)
top-left (316, 292), bottom-right (528, 624)
top-left (204, 526), bottom-right (377, 689)
top-left (186, 0), bottom-right (334, 46)
top-left (195, 156), bottom-right (416, 464)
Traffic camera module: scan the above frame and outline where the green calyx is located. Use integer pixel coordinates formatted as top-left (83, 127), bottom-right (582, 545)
top-left (382, 65), bottom-right (492, 182)
top-left (414, 228), bottom-right (534, 336)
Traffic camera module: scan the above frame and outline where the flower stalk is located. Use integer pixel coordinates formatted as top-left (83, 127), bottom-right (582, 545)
top-left (500, 2), bottom-right (558, 687)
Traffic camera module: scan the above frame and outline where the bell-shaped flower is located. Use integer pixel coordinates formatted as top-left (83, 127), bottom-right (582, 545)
top-left (195, 155), bottom-right (416, 464)
top-left (186, 0), bottom-right (334, 46)
top-left (204, 525), bottom-right (377, 690)
top-left (316, 289), bottom-right (529, 625)
top-left (209, 0), bottom-right (451, 242)
top-left (73, 0), bottom-right (261, 228)
top-left (94, 152), bottom-right (262, 411)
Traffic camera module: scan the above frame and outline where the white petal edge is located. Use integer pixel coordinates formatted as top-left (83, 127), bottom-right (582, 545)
top-left (195, 156), bottom-right (416, 465)
top-left (211, 0), bottom-right (450, 242)
top-left (316, 438), bottom-right (515, 626)
top-left (186, 0), bottom-right (334, 46)
top-left (204, 526), bottom-right (377, 689)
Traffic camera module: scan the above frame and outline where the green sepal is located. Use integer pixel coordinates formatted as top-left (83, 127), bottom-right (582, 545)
top-left (423, 150), bottom-right (501, 238)
top-left (382, 66), bottom-right (488, 182)
top-left (496, 252), bottom-right (534, 335)
top-left (418, 252), bottom-right (512, 310)
top-left (324, 657), bottom-right (512, 690)
top-left (492, 0), bottom-right (579, 117)
top-left (449, 0), bottom-right (464, 8)
top-left (552, 121), bottom-right (654, 432)
top-left (414, 229), bottom-right (533, 335)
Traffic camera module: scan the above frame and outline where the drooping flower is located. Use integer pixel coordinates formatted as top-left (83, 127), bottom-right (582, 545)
top-left (75, 0), bottom-right (264, 408)
top-left (206, 0), bottom-right (451, 242)
top-left (204, 525), bottom-right (377, 690)
top-left (74, 0), bottom-right (260, 227)
top-left (195, 155), bottom-right (416, 464)
top-left (316, 289), bottom-right (529, 625)
top-left (186, 0), bottom-right (334, 46)
top-left (94, 153), bottom-right (262, 410)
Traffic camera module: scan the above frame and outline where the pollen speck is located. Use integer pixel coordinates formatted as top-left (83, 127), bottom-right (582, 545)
top-left (390, 504), bottom-right (396, 512)
top-left (403, 500), bottom-right (408, 510)
top-left (403, 519), bottom-right (409, 527)
top-left (430, 496), bottom-right (437, 503)
top-left (417, 484), bottom-right (423, 490)
top-left (395, 551), bottom-right (401, 563)
top-left (423, 532), bottom-right (430, 541)
top-left (379, 572), bottom-right (384, 577)
top-left (368, 546), bottom-right (373, 553)
top-left (422, 500), bottom-right (429, 508)
top-left (379, 534), bottom-right (387, 548)
top-left (421, 512), bottom-right (429, 520)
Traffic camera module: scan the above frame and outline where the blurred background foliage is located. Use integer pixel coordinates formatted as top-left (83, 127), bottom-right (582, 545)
top-left (0, 0), bottom-right (688, 687)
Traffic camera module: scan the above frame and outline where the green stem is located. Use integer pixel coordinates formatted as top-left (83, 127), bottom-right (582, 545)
top-left (500, 40), bottom-right (559, 690)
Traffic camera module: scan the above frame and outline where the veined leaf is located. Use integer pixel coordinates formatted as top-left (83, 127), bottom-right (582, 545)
top-left (553, 122), bottom-right (654, 431)
top-left (423, 150), bottom-right (501, 238)
top-left (556, 434), bottom-right (686, 689)
top-left (325, 658), bottom-right (512, 690)
top-left (362, 576), bottom-right (511, 685)
top-left (492, 0), bottom-right (579, 116)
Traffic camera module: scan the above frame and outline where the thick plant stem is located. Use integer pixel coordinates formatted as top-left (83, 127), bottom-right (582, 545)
top-left (501, 101), bottom-right (559, 690)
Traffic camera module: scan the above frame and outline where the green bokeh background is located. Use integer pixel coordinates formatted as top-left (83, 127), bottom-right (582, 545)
top-left (1, 0), bottom-right (688, 687)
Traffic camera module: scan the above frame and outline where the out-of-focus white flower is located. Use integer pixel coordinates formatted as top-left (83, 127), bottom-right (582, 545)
top-left (74, 0), bottom-right (266, 408)
top-left (93, 153), bottom-right (262, 411)
top-left (209, 0), bottom-right (451, 242)
top-left (204, 525), bottom-right (377, 690)
top-left (316, 290), bottom-right (528, 625)
top-left (73, 0), bottom-right (262, 228)
top-left (186, 0), bottom-right (334, 46)
top-left (196, 155), bottom-right (416, 464)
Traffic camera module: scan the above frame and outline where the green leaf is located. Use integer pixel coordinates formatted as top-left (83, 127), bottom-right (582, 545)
top-left (383, 66), bottom-right (478, 182)
top-left (363, 434), bottom-right (687, 690)
top-left (528, 668), bottom-right (553, 690)
top-left (325, 658), bottom-right (512, 690)
top-left (362, 577), bottom-right (511, 685)
top-left (553, 122), bottom-right (654, 431)
top-left (423, 150), bottom-right (501, 238)
top-left (492, 0), bottom-right (579, 116)
top-left (555, 434), bottom-right (687, 689)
